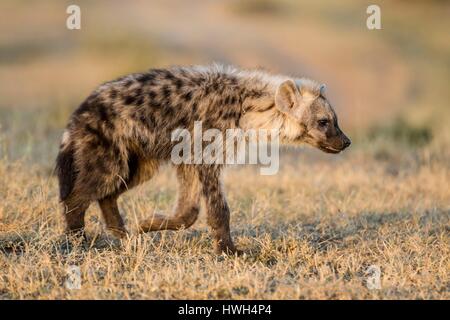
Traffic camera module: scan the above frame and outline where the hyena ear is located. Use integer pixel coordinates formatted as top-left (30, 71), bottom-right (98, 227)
top-left (319, 84), bottom-right (326, 96)
top-left (275, 80), bottom-right (309, 120)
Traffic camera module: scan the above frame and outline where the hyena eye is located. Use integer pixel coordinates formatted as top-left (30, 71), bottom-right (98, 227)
top-left (318, 119), bottom-right (329, 127)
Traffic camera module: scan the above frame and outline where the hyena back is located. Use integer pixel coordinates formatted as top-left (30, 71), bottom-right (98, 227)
top-left (56, 64), bottom-right (350, 254)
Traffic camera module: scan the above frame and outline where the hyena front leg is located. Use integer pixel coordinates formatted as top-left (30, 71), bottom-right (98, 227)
top-left (198, 166), bottom-right (239, 255)
top-left (140, 164), bottom-right (201, 232)
top-left (98, 194), bottom-right (128, 238)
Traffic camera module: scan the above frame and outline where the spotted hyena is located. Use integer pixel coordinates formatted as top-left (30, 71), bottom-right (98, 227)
top-left (55, 64), bottom-right (350, 254)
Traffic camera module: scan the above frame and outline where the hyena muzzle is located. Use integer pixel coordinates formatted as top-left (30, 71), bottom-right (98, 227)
top-left (55, 64), bottom-right (350, 254)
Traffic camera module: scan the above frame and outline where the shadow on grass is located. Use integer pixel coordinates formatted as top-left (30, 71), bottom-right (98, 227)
top-left (1, 209), bottom-right (447, 260)
top-left (231, 209), bottom-right (448, 262)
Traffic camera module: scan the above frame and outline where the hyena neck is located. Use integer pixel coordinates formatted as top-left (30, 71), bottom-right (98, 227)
top-left (234, 68), bottom-right (288, 112)
top-left (233, 68), bottom-right (311, 144)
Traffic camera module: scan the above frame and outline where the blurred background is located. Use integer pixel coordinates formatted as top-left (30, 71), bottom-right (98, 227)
top-left (0, 0), bottom-right (449, 168)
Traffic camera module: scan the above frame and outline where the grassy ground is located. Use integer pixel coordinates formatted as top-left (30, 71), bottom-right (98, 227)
top-left (0, 148), bottom-right (448, 299)
top-left (0, 0), bottom-right (449, 299)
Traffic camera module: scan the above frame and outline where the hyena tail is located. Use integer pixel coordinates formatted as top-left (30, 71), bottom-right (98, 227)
top-left (55, 141), bottom-right (77, 201)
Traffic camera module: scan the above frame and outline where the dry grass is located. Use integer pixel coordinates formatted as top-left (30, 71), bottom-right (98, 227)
top-left (0, 148), bottom-right (448, 299)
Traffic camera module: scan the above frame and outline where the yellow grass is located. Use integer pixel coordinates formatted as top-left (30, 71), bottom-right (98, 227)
top-left (0, 148), bottom-right (448, 299)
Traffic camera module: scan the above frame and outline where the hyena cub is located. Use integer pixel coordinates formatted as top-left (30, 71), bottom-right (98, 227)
top-left (55, 64), bottom-right (350, 254)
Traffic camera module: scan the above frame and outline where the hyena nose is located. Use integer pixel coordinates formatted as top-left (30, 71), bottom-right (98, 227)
top-left (343, 137), bottom-right (351, 148)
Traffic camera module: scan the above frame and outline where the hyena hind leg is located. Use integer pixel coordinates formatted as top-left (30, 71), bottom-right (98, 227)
top-left (63, 196), bottom-right (91, 236)
top-left (140, 165), bottom-right (201, 232)
top-left (98, 194), bottom-right (128, 238)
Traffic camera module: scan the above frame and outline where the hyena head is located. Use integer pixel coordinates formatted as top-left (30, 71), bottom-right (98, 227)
top-left (275, 79), bottom-right (351, 153)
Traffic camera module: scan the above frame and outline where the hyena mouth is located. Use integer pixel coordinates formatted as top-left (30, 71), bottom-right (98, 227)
top-left (318, 144), bottom-right (342, 154)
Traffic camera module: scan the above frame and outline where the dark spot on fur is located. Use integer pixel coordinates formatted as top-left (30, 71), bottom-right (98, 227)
top-left (174, 78), bottom-right (183, 90)
top-left (226, 95), bottom-right (237, 105)
top-left (124, 95), bottom-right (137, 106)
top-left (164, 71), bottom-right (175, 81)
top-left (148, 90), bottom-right (157, 100)
top-left (161, 85), bottom-right (171, 100)
top-left (124, 79), bottom-right (134, 87)
top-left (136, 73), bottom-right (155, 83)
top-left (247, 89), bottom-right (263, 99)
top-left (74, 100), bottom-right (91, 116)
top-left (181, 91), bottom-right (192, 102)
top-left (84, 124), bottom-right (111, 148)
top-left (191, 102), bottom-right (198, 113)
top-left (202, 119), bottom-right (214, 129)
top-left (178, 114), bottom-right (189, 127)
top-left (222, 110), bottom-right (239, 120)
top-left (135, 95), bottom-right (144, 106)
top-left (97, 103), bottom-right (109, 122)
